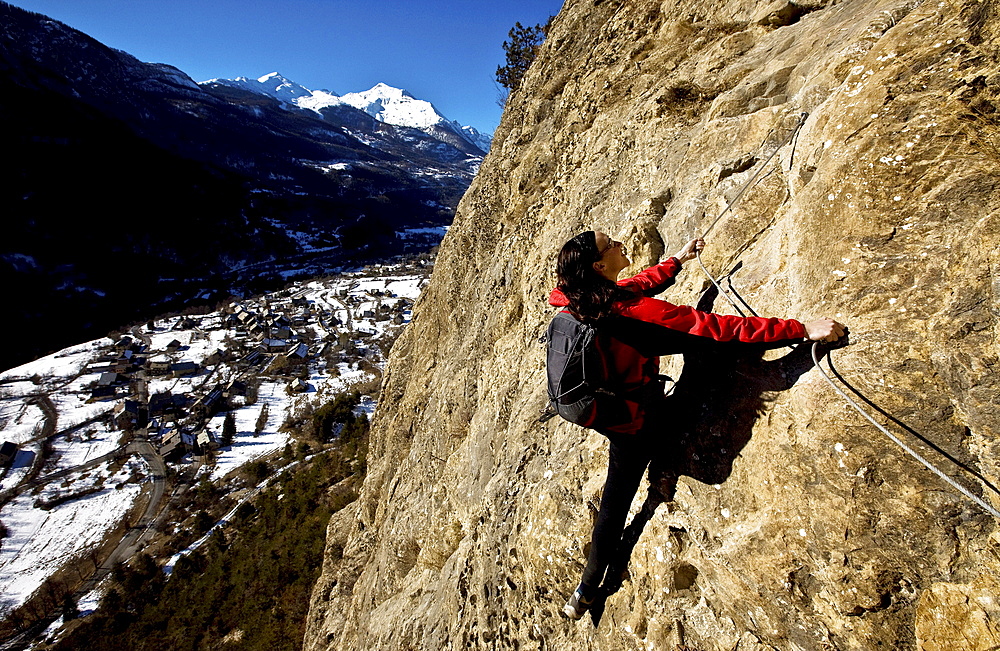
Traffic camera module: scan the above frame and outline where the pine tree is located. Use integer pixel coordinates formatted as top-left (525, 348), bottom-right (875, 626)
top-left (495, 18), bottom-right (551, 101)
top-left (222, 411), bottom-right (236, 446)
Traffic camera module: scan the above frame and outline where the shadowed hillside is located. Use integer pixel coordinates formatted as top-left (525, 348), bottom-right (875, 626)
top-left (0, 2), bottom-right (476, 371)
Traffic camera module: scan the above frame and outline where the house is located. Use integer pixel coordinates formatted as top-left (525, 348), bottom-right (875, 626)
top-left (204, 348), bottom-right (226, 365)
top-left (269, 325), bottom-right (292, 340)
top-left (160, 429), bottom-right (186, 460)
top-left (0, 442), bottom-right (17, 467)
top-left (89, 385), bottom-right (117, 402)
top-left (86, 361), bottom-right (114, 374)
top-left (148, 392), bottom-right (172, 416)
top-left (114, 335), bottom-right (134, 350)
top-left (97, 372), bottom-right (125, 387)
top-left (114, 400), bottom-right (141, 430)
top-left (192, 385), bottom-right (225, 416)
top-left (165, 339), bottom-right (183, 353)
top-left (170, 361), bottom-right (199, 378)
top-left (195, 429), bottom-right (219, 453)
top-left (149, 391), bottom-right (186, 417)
top-left (262, 338), bottom-right (289, 353)
top-left (268, 314), bottom-right (291, 329)
top-left (147, 355), bottom-right (172, 375)
top-left (289, 378), bottom-right (308, 393)
top-left (286, 342), bottom-right (309, 360)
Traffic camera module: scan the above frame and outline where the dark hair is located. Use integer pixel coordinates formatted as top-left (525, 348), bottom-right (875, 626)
top-left (556, 231), bottom-right (635, 322)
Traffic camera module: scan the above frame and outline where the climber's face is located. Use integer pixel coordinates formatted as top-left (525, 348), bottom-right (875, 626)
top-left (593, 231), bottom-right (630, 281)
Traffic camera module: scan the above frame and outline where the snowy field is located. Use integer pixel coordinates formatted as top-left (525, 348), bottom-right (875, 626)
top-left (0, 400), bottom-right (45, 447)
top-left (50, 420), bottom-right (122, 469)
top-left (0, 261), bottom-right (429, 614)
top-left (0, 338), bottom-right (109, 385)
top-left (205, 381), bottom-right (289, 481)
top-left (0, 457), bottom-right (145, 611)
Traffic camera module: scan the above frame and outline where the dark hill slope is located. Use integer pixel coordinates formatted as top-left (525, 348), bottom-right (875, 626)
top-left (0, 2), bottom-right (476, 370)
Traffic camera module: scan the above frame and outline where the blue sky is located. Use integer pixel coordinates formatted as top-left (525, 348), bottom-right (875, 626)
top-left (9, 0), bottom-right (563, 133)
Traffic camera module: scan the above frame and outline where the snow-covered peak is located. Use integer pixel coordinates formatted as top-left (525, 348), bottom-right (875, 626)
top-left (202, 72), bottom-right (318, 104)
top-left (201, 74), bottom-right (491, 150)
top-left (339, 83), bottom-right (447, 130)
top-left (255, 72), bottom-right (315, 101)
top-left (296, 88), bottom-right (343, 112)
top-left (460, 124), bottom-right (492, 153)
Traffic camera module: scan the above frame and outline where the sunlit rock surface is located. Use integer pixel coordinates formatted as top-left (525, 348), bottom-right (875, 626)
top-left (304, 0), bottom-right (1000, 648)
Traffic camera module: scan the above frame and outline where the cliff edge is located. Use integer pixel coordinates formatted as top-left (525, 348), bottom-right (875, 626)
top-left (304, 0), bottom-right (1000, 648)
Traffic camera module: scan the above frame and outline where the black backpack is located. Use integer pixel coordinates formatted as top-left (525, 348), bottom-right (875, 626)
top-left (543, 311), bottom-right (631, 429)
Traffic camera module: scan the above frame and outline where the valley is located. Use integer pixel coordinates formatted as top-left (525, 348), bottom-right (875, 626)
top-left (0, 253), bottom-right (434, 648)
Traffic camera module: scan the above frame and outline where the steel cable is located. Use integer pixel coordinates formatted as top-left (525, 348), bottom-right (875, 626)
top-left (688, 112), bottom-right (999, 519)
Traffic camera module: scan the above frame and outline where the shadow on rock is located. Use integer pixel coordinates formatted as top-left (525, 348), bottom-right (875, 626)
top-left (593, 286), bottom-right (840, 623)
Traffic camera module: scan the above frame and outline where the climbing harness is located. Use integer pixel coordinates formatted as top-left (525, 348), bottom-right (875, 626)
top-left (691, 111), bottom-right (1000, 519)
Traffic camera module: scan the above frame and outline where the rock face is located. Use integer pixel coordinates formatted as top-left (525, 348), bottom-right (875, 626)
top-left (303, 0), bottom-right (1000, 648)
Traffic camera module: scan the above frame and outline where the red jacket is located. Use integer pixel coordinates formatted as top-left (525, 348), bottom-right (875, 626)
top-left (548, 257), bottom-right (806, 434)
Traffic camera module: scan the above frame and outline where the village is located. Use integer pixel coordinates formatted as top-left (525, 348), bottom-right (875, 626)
top-left (0, 254), bottom-right (433, 618)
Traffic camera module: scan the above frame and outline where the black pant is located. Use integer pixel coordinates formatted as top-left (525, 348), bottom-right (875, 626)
top-left (579, 429), bottom-right (654, 590)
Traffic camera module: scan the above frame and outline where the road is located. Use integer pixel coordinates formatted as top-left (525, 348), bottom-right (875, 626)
top-left (72, 431), bottom-right (167, 594)
top-left (0, 367), bottom-right (169, 651)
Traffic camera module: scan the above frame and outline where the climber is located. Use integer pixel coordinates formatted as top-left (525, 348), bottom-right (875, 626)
top-left (549, 230), bottom-right (845, 620)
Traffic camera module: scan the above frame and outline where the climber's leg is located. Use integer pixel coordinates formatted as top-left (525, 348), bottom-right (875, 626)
top-left (579, 434), bottom-right (651, 591)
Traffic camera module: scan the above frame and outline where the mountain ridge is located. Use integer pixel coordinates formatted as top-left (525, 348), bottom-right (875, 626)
top-left (0, 1), bottom-right (479, 371)
top-left (205, 73), bottom-right (492, 153)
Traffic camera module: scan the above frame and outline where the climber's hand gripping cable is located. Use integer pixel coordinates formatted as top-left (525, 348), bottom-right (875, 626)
top-left (804, 317), bottom-right (846, 343)
top-left (672, 237), bottom-right (705, 263)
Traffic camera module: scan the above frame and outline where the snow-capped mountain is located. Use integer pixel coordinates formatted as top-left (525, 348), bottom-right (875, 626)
top-left (340, 82), bottom-right (444, 129)
top-left (210, 71), bottom-right (317, 104)
top-left (1, 3), bottom-right (479, 371)
top-left (459, 124), bottom-right (493, 154)
top-left (207, 74), bottom-right (491, 153)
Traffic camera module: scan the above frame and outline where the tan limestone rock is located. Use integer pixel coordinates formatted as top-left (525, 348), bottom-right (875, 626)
top-left (304, 0), bottom-right (1000, 649)
top-left (916, 575), bottom-right (1000, 650)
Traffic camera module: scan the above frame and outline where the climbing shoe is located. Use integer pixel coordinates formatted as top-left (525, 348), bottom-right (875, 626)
top-left (561, 585), bottom-right (595, 620)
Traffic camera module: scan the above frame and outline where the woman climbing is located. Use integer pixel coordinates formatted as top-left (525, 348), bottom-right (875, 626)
top-left (549, 230), bottom-right (845, 620)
